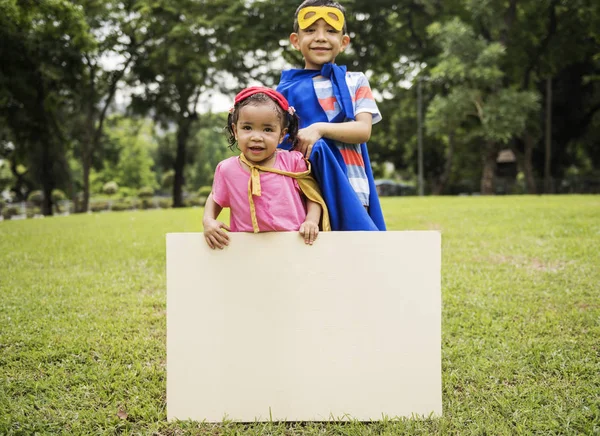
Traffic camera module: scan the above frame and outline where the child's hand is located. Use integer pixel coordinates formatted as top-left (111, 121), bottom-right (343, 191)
top-left (299, 220), bottom-right (319, 245)
top-left (203, 218), bottom-right (230, 249)
top-left (296, 124), bottom-right (324, 157)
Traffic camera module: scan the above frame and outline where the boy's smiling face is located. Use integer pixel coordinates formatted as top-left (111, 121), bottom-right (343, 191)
top-left (290, 15), bottom-right (350, 70)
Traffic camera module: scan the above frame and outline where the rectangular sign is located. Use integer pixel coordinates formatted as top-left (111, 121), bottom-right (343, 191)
top-left (167, 231), bottom-right (441, 422)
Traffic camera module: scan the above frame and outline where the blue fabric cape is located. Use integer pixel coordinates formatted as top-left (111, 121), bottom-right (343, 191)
top-left (277, 63), bottom-right (386, 231)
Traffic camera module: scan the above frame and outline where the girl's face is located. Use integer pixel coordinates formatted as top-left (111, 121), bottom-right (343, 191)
top-left (232, 102), bottom-right (286, 166)
top-left (290, 17), bottom-right (350, 70)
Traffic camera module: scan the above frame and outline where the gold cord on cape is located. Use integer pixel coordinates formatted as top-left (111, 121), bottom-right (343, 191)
top-left (238, 152), bottom-right (331, 233)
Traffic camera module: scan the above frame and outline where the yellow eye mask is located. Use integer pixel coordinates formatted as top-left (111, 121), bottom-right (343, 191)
top-left (298, 6), bottom-right (345, 32)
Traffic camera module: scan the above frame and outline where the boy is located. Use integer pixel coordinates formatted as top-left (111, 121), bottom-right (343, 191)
top-left (277, 0), bottom-right (386, 231)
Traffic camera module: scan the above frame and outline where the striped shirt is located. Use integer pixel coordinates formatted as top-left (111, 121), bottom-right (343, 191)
top-left (313, 72), bottom-right (382, 206)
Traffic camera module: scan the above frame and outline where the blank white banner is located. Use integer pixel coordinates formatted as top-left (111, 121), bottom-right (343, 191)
top-left (167, 231), bottom-right (441, 422)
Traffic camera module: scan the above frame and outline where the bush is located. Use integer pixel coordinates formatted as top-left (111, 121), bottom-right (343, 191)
top-left (28, 190), bottom-right (44, 206)
top-left (2, 205), bottom-right (20, 220)
top-left (102, 181), bottom-right (119, 196)
top-left (111, 200), bottom-right (132, 212)
top-left (198, 186), bottom-right (212, 197)
top-left (140, 198), bottom-right (154, 210)
top-left (138, 186), bottom-right (154, 199)
top-left (185, 196), bottom-right (206, 207)
top-left (26, 207), bottom-right (41, 219)
top-left (117, 187), bottom-right (135, 199)
top-left (90, 201), bottom-right (109, 212)
top-left (51, 189), bottom-right (67, 202)
top-left (158, 198), bottom-right (172, 209)
top-left (161, 171), bottom-right (174, 190)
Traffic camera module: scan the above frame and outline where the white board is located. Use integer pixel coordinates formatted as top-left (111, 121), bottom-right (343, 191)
top-left (167, 231), bottom-right (441, 422)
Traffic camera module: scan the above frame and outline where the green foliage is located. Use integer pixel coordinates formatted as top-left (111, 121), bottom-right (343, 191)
top-left (51, 189), bottom-right (66, 202)
top-left (1, 205), bottom-right (20, 220)
top-left (161, 171), bottom-right (175, 190)
top-left (481, 89), bottom-right (540, 143)
top-left (157, 198), bottom-right (172, 209)
top-left (89, 201), bottom-right (109, 212)
top-left (27, 190), bottom-right (44, 206)
top-left (26, 207), bottom-right (40, 219)
top-left (111, 200), bottom-right (133, 212)
top-left (102, 181), bottom-right (118, 196)
top-left (426, 18), bottom-right (540, 145)
top-left (138, 186), bottom-right (155, 198)
top-left (197, 186), bottom-right (212, 197)
top-left (140, 198), bottom-right (154, 210)
top-left (0, 0), bottom-right (94, 212)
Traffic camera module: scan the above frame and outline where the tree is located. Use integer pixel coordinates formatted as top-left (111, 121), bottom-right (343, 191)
top-left (0, 0), bottom-right (92, 214)
top-left (130, 0), bottom-right (255, 207)
top-left (92, 115), bottom-right (158, 192)
top-left (426, 18), bottom-right (539, 194)
top-left (67, 0), bottom-right (153, 212)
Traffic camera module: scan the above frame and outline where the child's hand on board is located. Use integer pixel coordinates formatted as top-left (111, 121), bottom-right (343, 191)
top-left (203, 219), bottom-right (230, 249)
top-left (299, 220), bottom-right (319, 245)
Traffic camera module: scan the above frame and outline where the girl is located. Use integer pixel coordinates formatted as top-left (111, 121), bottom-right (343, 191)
top-left (203, 86), bottom-right (329, 249)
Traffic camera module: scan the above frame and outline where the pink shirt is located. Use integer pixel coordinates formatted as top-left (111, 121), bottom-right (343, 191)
top-left (212, 151), bottom-right (308, 232)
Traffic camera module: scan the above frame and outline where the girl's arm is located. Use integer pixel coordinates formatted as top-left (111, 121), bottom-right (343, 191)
top-left (295, 112), bottom-right (373, 157)
top-left (299, 199), bottom-right (322, 245)
top-left (203, 193), bottom-right (230, 249)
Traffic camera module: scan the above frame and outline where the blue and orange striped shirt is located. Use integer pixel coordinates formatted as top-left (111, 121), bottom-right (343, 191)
top-left (313, 72), bottom-right (382, 206)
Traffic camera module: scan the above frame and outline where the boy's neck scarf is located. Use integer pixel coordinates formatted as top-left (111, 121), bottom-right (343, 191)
top-left (280, 63), bottom-right (354, 124)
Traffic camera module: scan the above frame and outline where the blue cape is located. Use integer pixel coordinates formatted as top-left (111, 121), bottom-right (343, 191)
top-left (277, 64), bottom-right (386, 231)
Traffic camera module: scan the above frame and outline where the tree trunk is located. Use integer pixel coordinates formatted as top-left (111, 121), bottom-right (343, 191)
top-left (173, 116), bottom-right (191, 208)
top-left (433, 133), bottom-right (454, 195)
top-left (82, 149), bottom-right (92, 213)
top-left (544, 77), bottom-right (553, 193)
top-left (40, 140), bottom-right (54, 216)
top-left (480, 141), bottom-right (498, 195)
top-left (523, 133), bottom-right (537, 194)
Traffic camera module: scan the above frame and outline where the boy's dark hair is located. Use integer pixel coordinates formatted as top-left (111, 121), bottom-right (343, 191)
top-left (225, 93), bottom-right (300, 151)
top-left (293, 0), bottom-right (347, 34)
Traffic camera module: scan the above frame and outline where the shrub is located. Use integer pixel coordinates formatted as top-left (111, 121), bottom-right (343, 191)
top-left (162, 171), bottom-right (174, 190)
top-left (28, 190), bottom-right (44, 206)
top-left (158, 198), bottom-right (172, 209)
top-left (2, 205), bottom-right (20, 220)
top-left (186, 196), bottom-right (206, 207)
top-left (26, 207), bottom-right (40, 219)
top-left (198, 186), bottom-right (212, 197)
top-left (51, 189), bottom-right (67, 202)
top-left (111, 200), bottom-right (132, 212)
top-left (140, 198), bottom-right (154, 210)
top-left (102, 181), bottom-right (119, 196)
top-left (118, 187), bottom-right (135, 199)
top-left (138, 186), bottom-right (154, 199)
top-left (90, 201), bottom-right (109, 212)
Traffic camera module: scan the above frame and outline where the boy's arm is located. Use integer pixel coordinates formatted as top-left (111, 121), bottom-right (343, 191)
top-left (299, 199), bottom-right (321, 245)
top-left (296, 112), bottom-right (373, 157)
top-left (203, 193), bottom-right (230, 249)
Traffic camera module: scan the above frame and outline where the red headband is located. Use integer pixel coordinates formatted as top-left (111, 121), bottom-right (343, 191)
top-left (233, 86), bottom-right (290, 112)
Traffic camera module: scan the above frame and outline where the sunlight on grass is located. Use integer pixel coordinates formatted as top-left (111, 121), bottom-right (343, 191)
top-left (1, 197), bottom-right (599, 434)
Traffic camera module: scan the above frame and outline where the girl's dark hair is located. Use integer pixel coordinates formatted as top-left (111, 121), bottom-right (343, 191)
top-left (293, 0), bottom-right (347, 34)
top-left (225, 93), bottom-right (300, 151)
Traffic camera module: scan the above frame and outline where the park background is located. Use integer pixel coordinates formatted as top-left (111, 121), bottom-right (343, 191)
top-left (1, 0), bottom-right (600, 217)
top-left (1, 0), bottom-right (599, 434)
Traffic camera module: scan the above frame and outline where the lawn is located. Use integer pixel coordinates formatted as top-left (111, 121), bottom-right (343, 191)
top-left (1, 196), bottom-right (599, 435)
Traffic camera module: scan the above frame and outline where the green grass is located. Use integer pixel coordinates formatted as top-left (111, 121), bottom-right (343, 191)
top-left (1, 196), bottom-right (599, 435)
